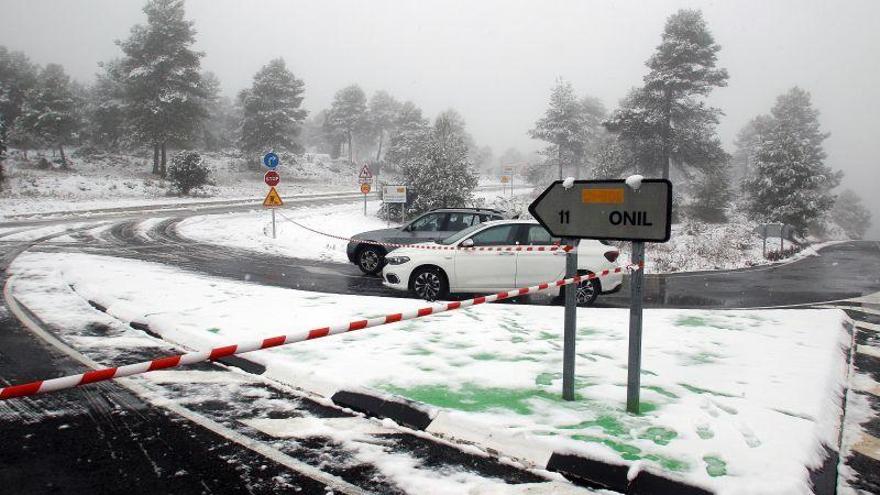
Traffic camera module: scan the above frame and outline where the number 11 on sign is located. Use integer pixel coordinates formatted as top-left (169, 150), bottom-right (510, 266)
top-left (559, 210), bottom-right (570, 224)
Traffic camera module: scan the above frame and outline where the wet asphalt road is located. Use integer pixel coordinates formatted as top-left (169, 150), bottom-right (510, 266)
top-left (2, 198), bottom-right (880, 494)
top-left (38, 213), bottom-right (880, 310)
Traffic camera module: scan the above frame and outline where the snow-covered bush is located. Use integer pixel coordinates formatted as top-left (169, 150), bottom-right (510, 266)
top-left (168, 151), bottom-right (210, 195)
top-left (645, 213), bottom-right (762, 272)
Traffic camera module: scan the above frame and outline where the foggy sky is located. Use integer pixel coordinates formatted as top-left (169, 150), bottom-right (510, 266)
top-left (2, 0), bottom-right (878, 237)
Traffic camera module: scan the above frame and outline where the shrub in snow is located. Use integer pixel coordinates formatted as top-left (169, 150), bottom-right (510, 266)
top-left (168, 151), bottom-right (210, 195)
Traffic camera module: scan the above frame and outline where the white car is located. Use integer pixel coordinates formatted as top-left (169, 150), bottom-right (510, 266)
top-left (381, 219), bottom-right (623, 304)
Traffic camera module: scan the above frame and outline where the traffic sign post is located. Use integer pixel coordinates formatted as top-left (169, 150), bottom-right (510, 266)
top-left (562, 237), bottom-right (579, 401)
top-left (529, 178), bottom-right (672, 412)
top-left (359, 164), bottom-right (373, 216)
top-left (626, 241), bottom-right (645, 413)
top-left (360, 182), bottom-right (371, 215)
top-left (261, 153), bottom-right (281, 238)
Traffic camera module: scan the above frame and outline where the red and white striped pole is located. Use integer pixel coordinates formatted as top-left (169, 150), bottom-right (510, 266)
top-left (0, 266), bottom-right (636, 400)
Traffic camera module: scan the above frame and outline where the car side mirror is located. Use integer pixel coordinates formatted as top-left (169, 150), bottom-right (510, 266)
top-left (461, 238), bottom-right (474, 248)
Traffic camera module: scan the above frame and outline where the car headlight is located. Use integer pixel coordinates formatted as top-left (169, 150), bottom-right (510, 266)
top-left (385, 256), bottom-right (410, 265)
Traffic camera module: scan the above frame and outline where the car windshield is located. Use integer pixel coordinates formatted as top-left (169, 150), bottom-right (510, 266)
top-left (436, 223), bottom-right (487, 244)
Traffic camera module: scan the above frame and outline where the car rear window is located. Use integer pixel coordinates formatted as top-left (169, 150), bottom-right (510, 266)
top-left (446, 213), bottom-right (480, 231)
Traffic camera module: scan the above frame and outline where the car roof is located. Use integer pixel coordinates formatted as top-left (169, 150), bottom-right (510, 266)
top-left (427, 208), bottom-right (505, 214)
top-left (476, 219), bottom-right (538, 227)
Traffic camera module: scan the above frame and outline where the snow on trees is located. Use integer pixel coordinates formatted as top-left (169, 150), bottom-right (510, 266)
top-left (529, 79), bottom-right (580, 181)
top-left (831, 189), bottom-right (872, 240)
top-left (742, 87), bottom-right (841, 236)
top-left (403, 111), bottom-right (479, 215)
top-left (238, 58), bottom-right (307, 161)
top-left (384, 101), bottom-right (432, 175)
top-left (323, 85), bottom-right (367, 163)
top-left (168, 151), bottom-right (210, 195)
top-left (604, 9), bottom-right (728, 181)
top-left (116, 0), bottom-right (209, 176)
top-left (0, 46), bottom-right (39, 161)
top-left (366, 90), bottom-right (402, 163)
top-left (14, 64), bottom-right (82, 167)
top-left (85, 60), bottom-right (129, 151)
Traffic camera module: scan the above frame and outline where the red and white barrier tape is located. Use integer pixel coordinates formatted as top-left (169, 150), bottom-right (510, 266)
top-left (276, 211), bottom-right (573, 253)
top-left (0, 265), bottom-right (638, 400)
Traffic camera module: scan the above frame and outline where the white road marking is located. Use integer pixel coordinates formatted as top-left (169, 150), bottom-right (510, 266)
top-left (243, 417), bottom-right (395, 438)
top-left (855, 321), bottom-right (880, 333)
top-left (853, 434), bottom-right (880, 461)
top-left (857, 345), bottom-right (880, 360)
top-left (3, 277), bottom-right (368, 495)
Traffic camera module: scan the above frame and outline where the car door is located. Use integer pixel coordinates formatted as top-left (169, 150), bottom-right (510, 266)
top-left (406, 212), bottom-right (450, 241)
top-left (453, 224), bottom-right (518, 290)
top-left (514, 224), bottom-right (566, 287)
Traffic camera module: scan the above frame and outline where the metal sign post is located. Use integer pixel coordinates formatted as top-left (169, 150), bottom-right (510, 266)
top-left (529, 178), bottom-right (671, 409)
top-left (626, 241), bottom-right (645, 413)
top-left (262, 153), bottom-right (282, 239)
top-left (562, 237), bottom-right (579, 401)
top-left (359, 163), bottom-right (373, 216)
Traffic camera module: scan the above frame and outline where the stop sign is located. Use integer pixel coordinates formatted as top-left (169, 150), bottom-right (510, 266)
top-left (264, 170), bottom-right (280, 187)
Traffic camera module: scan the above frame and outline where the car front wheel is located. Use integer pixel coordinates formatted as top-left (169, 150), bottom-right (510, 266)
top-left (575, 275), bottom-right (599, 306)
top-left (410, 267), bottom-right (449, 301)
top-left (357, 246), bottom-right (384, 275)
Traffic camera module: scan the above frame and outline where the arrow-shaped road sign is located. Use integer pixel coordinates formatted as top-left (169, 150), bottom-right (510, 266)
top-left (528, 179), bottom-right (672, 242)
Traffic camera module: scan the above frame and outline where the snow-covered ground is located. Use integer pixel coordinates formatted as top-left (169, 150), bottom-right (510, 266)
top-left (177, 188), bottom-right (533, 264)
top-left (0, 150), bottom-right (372, 218)
top-left (9, 251), bottom-right (852, 495)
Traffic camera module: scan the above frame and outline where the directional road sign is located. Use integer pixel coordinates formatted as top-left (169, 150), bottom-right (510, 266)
top-left (263, 152), bottom-right (279, 169)
top-left (263, 186), bottom-right (283, 208)
top-left (529, 179), bottom-right (672, 242)
top-left (264, 170), bottom-right (280, 187)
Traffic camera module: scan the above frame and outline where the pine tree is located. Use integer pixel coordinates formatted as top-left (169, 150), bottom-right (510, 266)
top-left (604, 9), bottom-right (728, 179)
top-left (117, 0), bottom-right (208, 176)
top-left (731, 115), bottom-right (773, 184)
top-left (366, 90), bottom-right (401, 162)
top-left (831, 189), bottom-right (872, 239)
top-left (529, 79), bottom-right (582, 180)
top-left (324, 85), bottom-right (367, 163)
top-left (200, 72), bottom-right (239, 151)
top-left (572, 96), bottom-right (607, 177)
top-left (86, 60), bottom-right (128, 150)
top-left (689, 162), bottom-right (733, 222)
top-left (742, 87), bottom-right (840, 235)
top-left (238, 58), bottom-right (307, 162)
top-left (402, 111), bottom-right (478, 215)
top-left (15, 64), bottom-right (82, 166)
top-left (384, 101), bottom-right (431, 173)
top-left (0, 46), bottom-right (38, 158)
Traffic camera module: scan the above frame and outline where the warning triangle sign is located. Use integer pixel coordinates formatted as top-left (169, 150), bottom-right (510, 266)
top-left (262, 187), bottom-right (283, 208)
top-left (358, 163), bottom-right (372, 179)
